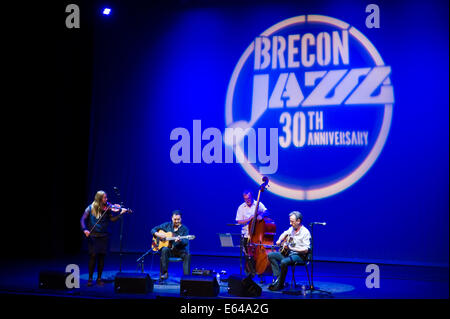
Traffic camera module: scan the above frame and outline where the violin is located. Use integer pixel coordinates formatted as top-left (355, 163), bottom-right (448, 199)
top-left (104, 202), bottom-right (133, 213)
top-left (85, 202), bottom-right (132, 236)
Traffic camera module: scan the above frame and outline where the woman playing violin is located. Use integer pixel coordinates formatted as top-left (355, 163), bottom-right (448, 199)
top-left (80, 190), bottom-right (128, 287)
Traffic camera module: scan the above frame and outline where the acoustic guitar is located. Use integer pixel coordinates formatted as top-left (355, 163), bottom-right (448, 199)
top-left (279, 235), bottom-right (294, 257)
top-left (152, 230), bottom-right (195, 251)
top-left (251, 234), bottom-right (299, 257)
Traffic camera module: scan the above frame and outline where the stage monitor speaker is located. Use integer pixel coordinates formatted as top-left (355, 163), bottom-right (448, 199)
top-left (180, 275), bottom-right (219, 297)
top-left (114, 272), bottom-right (153, 294)
top-left (227, 274), bottom-right (262, 297)
top-left (39, 270), bottom-right (70, 290)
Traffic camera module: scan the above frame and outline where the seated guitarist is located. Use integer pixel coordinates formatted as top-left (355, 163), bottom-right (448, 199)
top-left (268, 211), bottom-right (311, 291)
top-left (151, 210), bottom-right (191, 280)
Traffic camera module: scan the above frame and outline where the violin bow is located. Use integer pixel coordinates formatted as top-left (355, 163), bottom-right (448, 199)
top-left (88, 203), bottom-right (112, 234)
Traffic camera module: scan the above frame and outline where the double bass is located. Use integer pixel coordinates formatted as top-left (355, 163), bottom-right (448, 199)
top-left (247, 177), bottom-right (277, 275)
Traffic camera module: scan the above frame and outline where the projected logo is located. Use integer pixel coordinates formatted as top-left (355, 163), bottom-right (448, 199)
top-left (225, 15), bottom-right (394, 200)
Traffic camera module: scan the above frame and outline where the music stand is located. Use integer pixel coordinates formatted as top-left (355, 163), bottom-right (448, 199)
top-left (218, 233), bottom-right (234, 247)
top-left (218, 232), bottom-right (244, 275)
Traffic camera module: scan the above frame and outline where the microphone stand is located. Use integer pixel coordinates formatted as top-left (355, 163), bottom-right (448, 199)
top-left (308, 222), bottom-right (331, 295)
top-left (114, 187), bottom-right (125, 273)
top-left (136, 247), bottom-right (154, 273)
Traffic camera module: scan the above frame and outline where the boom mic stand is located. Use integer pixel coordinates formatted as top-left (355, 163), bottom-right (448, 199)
top-left (308, 222), bottom-right (332, 295)
top-left (136, 247), bottom-right (155, 273)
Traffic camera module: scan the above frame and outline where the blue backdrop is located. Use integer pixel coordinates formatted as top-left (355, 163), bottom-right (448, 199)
top-left (86, 0), bottom-right (448, 266)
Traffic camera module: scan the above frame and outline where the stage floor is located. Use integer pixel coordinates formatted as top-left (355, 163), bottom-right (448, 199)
top-left (0, 253), bottom-right (448, 299)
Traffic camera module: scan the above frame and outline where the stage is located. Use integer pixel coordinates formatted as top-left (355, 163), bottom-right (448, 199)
top-left (0, 253), bottom-right (448, 300)
top-left (3, 1), bottom-right (449, 314)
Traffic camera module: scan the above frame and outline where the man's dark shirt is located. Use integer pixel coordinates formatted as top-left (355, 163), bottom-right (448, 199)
top-left (151, 222), bottom-right (190, 252)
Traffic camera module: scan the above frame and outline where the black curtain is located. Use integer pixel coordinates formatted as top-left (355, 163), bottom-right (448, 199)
top-left (3, 1), bottom-right (94, 259)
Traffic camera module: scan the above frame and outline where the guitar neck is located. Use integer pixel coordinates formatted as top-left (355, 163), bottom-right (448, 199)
top-left (165, 235), bottom-right (191, 241)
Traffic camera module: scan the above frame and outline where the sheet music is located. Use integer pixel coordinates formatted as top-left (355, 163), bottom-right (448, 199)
top-left (218, 233), bottom-right (234, 247)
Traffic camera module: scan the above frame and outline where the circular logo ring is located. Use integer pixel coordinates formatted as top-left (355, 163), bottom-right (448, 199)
top-left (225, 15), bottom-right (393, 200)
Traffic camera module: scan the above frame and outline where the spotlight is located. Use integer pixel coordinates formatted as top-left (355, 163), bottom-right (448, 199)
top-left (102, 8), bottom-right (111, 15)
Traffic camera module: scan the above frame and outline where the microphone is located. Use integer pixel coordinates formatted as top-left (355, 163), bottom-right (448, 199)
top-left (310, 222), bottom-right (326, 226)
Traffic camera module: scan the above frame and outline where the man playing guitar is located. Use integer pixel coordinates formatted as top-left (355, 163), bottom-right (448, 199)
top-left (268, 211), bottom-right (311, 291)
top-left (151, 210), bottom-right (191, 280)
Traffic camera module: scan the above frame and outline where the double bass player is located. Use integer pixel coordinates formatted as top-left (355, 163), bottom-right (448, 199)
top-left (235, 178), bottom-right (276, 282)
top-left (236, 189), bottom-right (269, 279)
